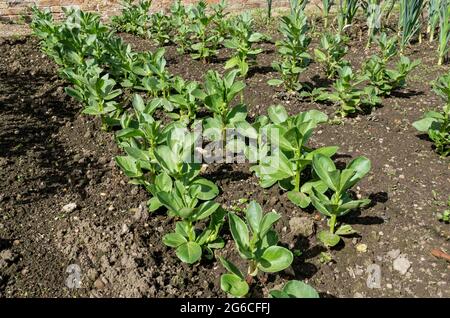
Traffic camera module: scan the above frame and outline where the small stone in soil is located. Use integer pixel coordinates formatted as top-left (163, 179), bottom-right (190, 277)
top-left (94, 278), bottom-right (105, 289)
top-left (393, 255), bottom-right (411, 275)
top-left (62, 203), bottom-right (77, 213)
top-left (387, 249), bottom-right (401, 259)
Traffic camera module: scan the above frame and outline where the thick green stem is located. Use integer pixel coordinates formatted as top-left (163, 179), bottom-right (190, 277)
top-left (187, 221), bottom-right (195, 242)
top-left (294, 162), bottom-right (301, 192)
top-left (330, 214), bottom-right (337, 234)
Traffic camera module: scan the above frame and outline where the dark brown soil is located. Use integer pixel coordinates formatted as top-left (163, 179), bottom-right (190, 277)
top-left (1, 23), bottom-right (449, 298)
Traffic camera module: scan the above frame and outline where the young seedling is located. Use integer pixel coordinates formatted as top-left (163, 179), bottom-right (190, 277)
top-left (309, 154), bottom-right (371, 247)
top-left (249, 105), bottom-right (338, 208)
top-left (314, 33), bottom-right (349, 80)
top-left (151, 128), bottom-right (222, 264)
top-left (189, 1), bottom-right (221, 62)
top-left (202, 70), bottom-right (254, 145)
top-left (319, 66), bottom-right (379, 117)
top-left (269, 280), bottom-right (319, 298)
top-left (168, 76), bottom-right (204, 125)
top-left (219, 201), bottom-right (293, 297)
top-left (211, 0), bottom-right (231, 41)
top-left (362, 33), bottom-right (420, 96)
top-left (111, 0), bottom-right (152, 36)
top-left (64, 67), bottom-right (123, 130)
top-left (437, 196), bottom-right (450, 223)
top-left (224, 12), bottom-right (265, 78)
top-left (114, 92), bottom-right (172, 170)
top-left (162, 203), bottom-right (226, 264)
top-left (132, 48), bottom-right (173, 101)
top-left (413, 73), bottom-right (450, 156)
top-left (269, 5), bottom-right (311, 92)
top-left (170, 0), bottom-right (193, 54)
top-left (104, 37), bottom-right (139, 88)
top-left (148, 12), bottom-right (171, 46)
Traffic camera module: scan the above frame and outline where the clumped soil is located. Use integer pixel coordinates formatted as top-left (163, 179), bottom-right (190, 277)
top-left (1, 24), bottom-right (450, 297)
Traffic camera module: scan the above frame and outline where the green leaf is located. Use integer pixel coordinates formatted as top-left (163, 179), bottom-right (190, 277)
top-left (412, 117), bottom-right (437, 132)
top-left (148, 196), bottom-right (162, 212)
top-left (163, 232), bottom-right (187, 247)
top-left (268, 105), bottom-right (289, 124)
top-left (314, 49), bottom-right (327, 62)
top-left (234, 121), bottom-right (258, 139)
top-left (155, 172), bottom-right (173, 192)
top-left (309, 188), bottom-right (332, 217)
top-left (228, 212), bottom-right (251, 257)
top-left (65, 87), bottom-right (84, 101)
top-left (338, 199), bottom-right (371, 215)
top-left (246, 200), bottom-right (263, 234)
top-left (218, 256), bottom-right (244, 279)
top-left (312, 154), bottom-right (338, 191)
top-left (317, 230), bottom-right (341, 247)
top-left (191, 178), bottom-right (219, 201)
top-left (287, 191), bottom-right (311, 208)
top-left (132, 94), bottom-right (145, 112)
top-left (335, 224), bottom-right (357, 236)
top-left (342, 156), bottom-right (371, 190)
top-left (154, 145), bottom-right (178, 175)
top-left (115, 156), bottom-right (142, 178)
top-left (259, 211), bottom-right (281, 238)
top-left (268, 79), bottom-right (284, 86)
top-left (176, 241), bottom-right (202, 264)
top-left (258, 246), bottom-right (293, 273)
top-left (269, 290), bottom-right (290, 298)
top-left (190, 201), bottom-right (220, 221)
top-left (225, 56), bottom-right (240, 70)
top-left (220, 273), bottom-right (249, 298)
top-left (280, 280), bottom-right (319, 298)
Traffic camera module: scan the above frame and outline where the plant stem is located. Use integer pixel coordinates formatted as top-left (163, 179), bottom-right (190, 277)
top-left (187, 221), bottom-right (195, 241)
top-left (294, 161), bottom-right (301, 192)
top-left (330, 214), bottom-right (337, 233)
top-left (248, 260), bottom-right (258, 276)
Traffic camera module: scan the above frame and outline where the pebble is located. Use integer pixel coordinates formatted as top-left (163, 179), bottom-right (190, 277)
top-left (94, 278), bottom-right (105, 289)
top-left (288, 216), bottom-right (315, 237)
top-left (356, 243), bottom-right (368, 253)
top-left (393, 255), bottom-right (411, 275)
top-left (366, 264), bottom-right (381, 289)
top-left (0, 250), bottom-right (13, 262)
top-left (387, 249), bottom-right (401, 259)
top-left (62, 203), bottom-right (77, 213)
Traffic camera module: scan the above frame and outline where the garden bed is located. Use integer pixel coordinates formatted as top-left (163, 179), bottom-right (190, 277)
top-left (0, 19), bottom-right (450, 297)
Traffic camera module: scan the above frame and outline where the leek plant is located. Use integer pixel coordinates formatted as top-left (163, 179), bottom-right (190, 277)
top-left (428, 0), bottom-right (441, 42)
top-left (398, 0), bottom-right (424, 53)
top-left (365, 0), bottom-right (382, 48)
top-left (322, 0), bottom-right (335, 28)
top-left (338, 0), bottom-right (360, 33)
top-left (438, 0), bottom-right (450, 65)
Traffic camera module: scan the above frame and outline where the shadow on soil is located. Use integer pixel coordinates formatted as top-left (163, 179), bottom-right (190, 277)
top-left (0, 71), bottom-right (105, 203)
